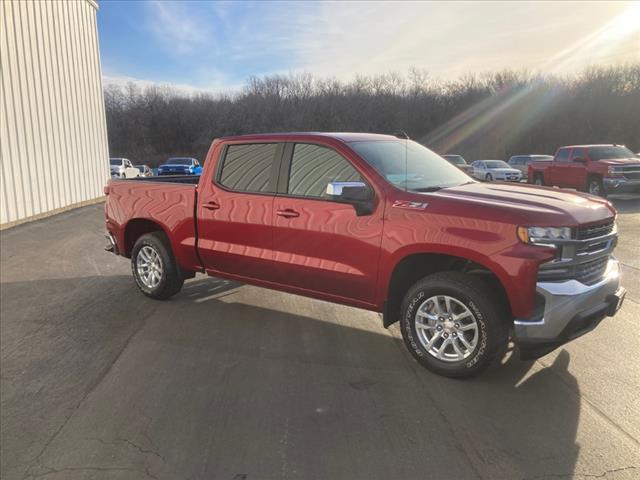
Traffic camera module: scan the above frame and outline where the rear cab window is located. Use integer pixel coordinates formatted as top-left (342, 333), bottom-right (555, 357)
top-left (217, 143), bottom-right (279, 193)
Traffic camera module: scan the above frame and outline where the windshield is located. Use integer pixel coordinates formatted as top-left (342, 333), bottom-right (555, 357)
top-left (165, 158), bottom-right (193, 165)
top-left (588, 146), bottom-right (634, 160)
top-left (484, 160), bottom-right (510, 169)
top-left (350, 140), bottom-right (471, 191)
top-left (444, 155), bottom-right (466, 165)
top-left (109, 159), bottom-right (122, 166)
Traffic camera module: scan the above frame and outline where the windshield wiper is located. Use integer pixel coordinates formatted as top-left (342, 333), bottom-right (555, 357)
top-left (411, 186), bottom-right (443, 192)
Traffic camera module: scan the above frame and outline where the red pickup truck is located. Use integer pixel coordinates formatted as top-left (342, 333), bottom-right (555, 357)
top-left (105, 133), bottom-right (626, 378)
top-left (528, 144), bottom-right (640, 196)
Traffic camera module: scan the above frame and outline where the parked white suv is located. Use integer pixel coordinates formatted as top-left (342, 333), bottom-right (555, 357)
top-left (110, 158), bottom-right (133, 178)
top-left (471, 160), bottom-right (522, 182)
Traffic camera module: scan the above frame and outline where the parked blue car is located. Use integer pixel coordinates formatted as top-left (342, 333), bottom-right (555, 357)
top-left (157, 157), bottom-right (201, 176)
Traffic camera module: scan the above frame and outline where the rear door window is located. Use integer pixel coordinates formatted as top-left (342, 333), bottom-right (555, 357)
top-left (287, 143), bottom-right (363, 199)
top-left (218, 143), bottom-right (278, 193)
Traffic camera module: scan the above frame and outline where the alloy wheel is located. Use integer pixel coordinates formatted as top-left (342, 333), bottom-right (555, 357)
top-left (414, 295), bottom-right (479, 362)
top-left (136, 245), bottom-right (163, 289)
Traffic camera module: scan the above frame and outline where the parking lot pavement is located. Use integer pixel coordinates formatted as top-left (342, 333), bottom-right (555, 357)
top-left (1, 199), bottom-right (639, 480)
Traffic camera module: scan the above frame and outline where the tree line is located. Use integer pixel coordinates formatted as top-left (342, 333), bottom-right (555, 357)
top-left (104, 64), bottom-right (640, 166)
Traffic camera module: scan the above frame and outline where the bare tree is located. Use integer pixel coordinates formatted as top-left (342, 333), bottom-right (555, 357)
top-left (104, 64), bottom-right (640, 166)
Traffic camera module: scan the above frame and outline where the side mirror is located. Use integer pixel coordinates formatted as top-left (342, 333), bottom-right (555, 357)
top-left (573, 157), bottom-right (586, 163)
top-left (326, 182), bottom-right (374, 215)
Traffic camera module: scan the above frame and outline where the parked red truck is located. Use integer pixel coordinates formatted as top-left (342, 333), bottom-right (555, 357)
top-left (105, 133), bottom-right (626, 378)
top-left (528, 144), bottom-right (640, 196)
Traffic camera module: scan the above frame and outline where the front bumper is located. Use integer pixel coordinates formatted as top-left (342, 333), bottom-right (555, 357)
top-left (496, 175), bottom-right (522, 182)
top-left (158, 169), bottom-right (191, 175)
top-left (603, 177), bottom-right (640, 194)
top-left (514, 258), bottom-right (625, 359)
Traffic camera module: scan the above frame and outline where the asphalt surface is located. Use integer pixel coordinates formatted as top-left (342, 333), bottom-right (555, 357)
top-left (1, 198), bottom-right (639, 480)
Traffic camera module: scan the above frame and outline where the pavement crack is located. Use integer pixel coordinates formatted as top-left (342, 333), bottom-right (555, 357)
top-left (537, 357), bottom-right (640, 448)
top-left (23, 465), bottom-right (156, 480)
top-left (20, 307), bottom-right (157, 479)
top-left (116, 436), bottom-right (167, 463)
top-left (521, 465), bottom-right (637, 479)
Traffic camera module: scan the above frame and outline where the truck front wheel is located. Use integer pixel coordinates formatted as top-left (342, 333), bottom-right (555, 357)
top-left (587, 176), bottom-right (606, 197)
top-left (400, 272), bottom-right (509, 378)
top-left (131, 232), bottom-right (184, 300)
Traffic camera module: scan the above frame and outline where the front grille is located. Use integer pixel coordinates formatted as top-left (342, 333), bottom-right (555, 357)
top-left (577, 220), bottom-right (614, 240)
top-left (576, 240), bottom-right (609, 255)
top-left (620, 165), bottom-right (640, 180)
top-left (539, 219), bottom-right (616, 285)
top-left (575, 256), bottom-right (609, 285)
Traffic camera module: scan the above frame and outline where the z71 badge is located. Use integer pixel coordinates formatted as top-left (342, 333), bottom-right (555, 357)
top-left (393, 200), bottom-right (429, 209)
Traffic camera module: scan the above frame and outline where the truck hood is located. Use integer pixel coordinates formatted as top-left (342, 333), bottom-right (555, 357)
top-left (429, 182), bottom-right (615, 226)
top-left (598, 158), bottom-right (640, 166)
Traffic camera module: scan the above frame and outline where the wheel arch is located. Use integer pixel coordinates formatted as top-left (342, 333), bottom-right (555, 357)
top-left (382, 250), bottom-right (512, 328)
top-left (123, 218), bottom-right (170, 258)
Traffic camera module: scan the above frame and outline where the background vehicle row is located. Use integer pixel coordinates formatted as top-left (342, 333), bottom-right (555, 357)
top-left (528, 144), bottom-right (640, 196)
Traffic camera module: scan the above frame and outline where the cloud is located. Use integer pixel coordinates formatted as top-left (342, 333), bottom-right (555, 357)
top-left (285, 1), bottom-right (636, 81)
top-left (102, 74), bottom-right (239, 96)
top-left (100, 1), bottom-right (638, 93)
top-left (144, 0), bottom-right (210, 56)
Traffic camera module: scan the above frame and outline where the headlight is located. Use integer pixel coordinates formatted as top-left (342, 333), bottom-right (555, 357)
top-left (607, 166), bottom-right (623, 176)
top-left (517, 226), bottom-right (572, 245)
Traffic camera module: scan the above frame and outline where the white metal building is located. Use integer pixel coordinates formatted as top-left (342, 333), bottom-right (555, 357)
top-left (1, 0), bottom-right (109, 228)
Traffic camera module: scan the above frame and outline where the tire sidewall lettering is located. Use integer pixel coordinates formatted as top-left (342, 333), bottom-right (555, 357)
top-left (404, 289), bottom-right (487, 369)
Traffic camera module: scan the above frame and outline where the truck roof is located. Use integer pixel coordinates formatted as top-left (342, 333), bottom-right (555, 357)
top-left (219, 132), bottom-right (400, 143)
top-left (559, 144), bottom-right (622, 149)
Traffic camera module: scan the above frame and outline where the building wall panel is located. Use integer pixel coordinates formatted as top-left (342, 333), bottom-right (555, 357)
top-left (0, 0), bottom-right (108, 227)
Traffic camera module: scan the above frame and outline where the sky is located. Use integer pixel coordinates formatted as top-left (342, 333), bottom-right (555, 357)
top-left (97, 0), bottom-right (640, 93)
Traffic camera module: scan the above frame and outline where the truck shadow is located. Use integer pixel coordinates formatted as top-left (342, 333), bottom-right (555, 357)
top-left (609, 195), bottom-right (640, 214)
top-left (1, 274), bottom-right (581, 480)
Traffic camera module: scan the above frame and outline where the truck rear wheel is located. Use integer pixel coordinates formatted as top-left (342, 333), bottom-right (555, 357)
top-left (400, 272), bottom-right (509, 378)
top-left (533, 174), bottom-right (544, 186)
top-left (131, 232), bottom-right (184, 300)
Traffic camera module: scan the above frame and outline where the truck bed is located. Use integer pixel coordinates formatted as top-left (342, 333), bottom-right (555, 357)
top-left (105, 177), bottom-right (200, 271)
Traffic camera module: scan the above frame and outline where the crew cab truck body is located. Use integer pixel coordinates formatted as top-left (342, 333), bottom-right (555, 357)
top-left (105, 133), bottom-right (626, 378)
top-left (528, 144), bottom-right (640, 196)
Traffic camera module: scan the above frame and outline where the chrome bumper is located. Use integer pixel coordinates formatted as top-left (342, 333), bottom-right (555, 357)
top-left (105, 233), bottom-right (118, 254)
top-left (514, 258), bottom-right (625, 357)
top-left (603, 177), bottom-right (640, 194)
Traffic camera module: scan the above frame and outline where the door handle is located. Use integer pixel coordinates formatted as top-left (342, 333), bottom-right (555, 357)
top-left (202, 201), bottom-right (220, 210)
top-left (276, 208), bottom-right (299, 218)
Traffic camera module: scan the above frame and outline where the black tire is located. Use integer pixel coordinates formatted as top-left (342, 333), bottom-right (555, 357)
top-left (400, 272), bottom-right (509, 379)
top-left (586, 176), bottom-right (606, 197)
top-left (485, 173), bottom-right (493, 182)
top-left (533, 174), bottom-right (544, 186)
top-left (131, 232), bottom-right (184, 300)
